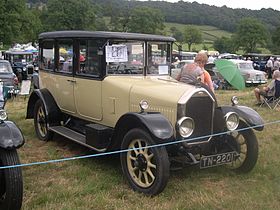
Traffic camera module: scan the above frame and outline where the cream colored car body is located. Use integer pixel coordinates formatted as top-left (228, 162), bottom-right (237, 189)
top-left (40, 70), bottom-right (195, 128)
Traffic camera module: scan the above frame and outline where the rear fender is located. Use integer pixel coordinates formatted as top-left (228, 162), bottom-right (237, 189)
top-left (0, 121), bottom-right (24, 149)
top-left (26, 88), bottom-right (61, 124)
top-left (220, 105), bottom-right (264, 131)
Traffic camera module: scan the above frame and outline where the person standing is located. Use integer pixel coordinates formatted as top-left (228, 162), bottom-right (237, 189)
top-left (266, 57), bottom-right (273, 79)
top-left (273, 57), bottom-right (280, 72)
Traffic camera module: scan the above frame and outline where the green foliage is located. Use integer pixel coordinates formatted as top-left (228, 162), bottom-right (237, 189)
top-left (0, 0), bottom-right (40, 45)
top-left (183, 26), bottom-right (202, 51)
top-left (236, 18), bottom-right (268, 53)
top-left (127, 6), bottom-right (165, 34)
top-left (213, 36), bottom-right (238, 53)
top-left (42, 0), bottom-right (106, 31)
top-left (269, 27), bottom-right (280, 54)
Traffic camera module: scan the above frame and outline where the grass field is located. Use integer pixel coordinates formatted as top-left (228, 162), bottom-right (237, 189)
top-left (5, 86), bottom-right (280, 210)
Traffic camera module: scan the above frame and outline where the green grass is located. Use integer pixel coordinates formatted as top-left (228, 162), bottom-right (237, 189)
top-left (165, 22), bottom-right (233, 41)
top-left (5, 88), bottom-right (280, 209)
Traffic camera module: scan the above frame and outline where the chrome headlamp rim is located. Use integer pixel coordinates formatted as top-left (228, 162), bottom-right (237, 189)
top-left (224, 112), bottom-right (239, 131)
top-left (177, 117), bottom-right (195, 138)
top-left (0, 109), bottom-right (7, 121)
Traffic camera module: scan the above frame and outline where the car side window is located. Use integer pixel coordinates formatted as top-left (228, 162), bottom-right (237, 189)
top-left (57, 39), bottom-right (73, 74)
top-left (41, 40), bottom-right (55, 70)
top-left (77, 40), bottom-right (100, 77)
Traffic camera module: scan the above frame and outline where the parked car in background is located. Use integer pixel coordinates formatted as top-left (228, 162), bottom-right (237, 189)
top-left (3, 51), bottom-right (34, 81)
top-left (230, 59), bottom-right (267, 85)
top-left (27, 31), bottom-right (264, 195)
top-left (204, 63), bottom-right (230, 89)
top-left (243, 53), bottom-right (270, 71)
top-left (0, 60), bottom-right (18, 87)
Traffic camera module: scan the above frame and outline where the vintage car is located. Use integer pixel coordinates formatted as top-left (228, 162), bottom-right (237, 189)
top-left (0, 60), bottom-right (18, 87)
top-left (27, 31), bottom-right (264, 195)
top-left (3, 51), bottom-right (34, 81)
top-left (229, 59), bottom-right (267, 85)
top-left (0, 82), bottom-right (25, 210)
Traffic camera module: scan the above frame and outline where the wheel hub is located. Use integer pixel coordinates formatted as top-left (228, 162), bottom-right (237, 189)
top-left (135, 154), bottom-right (147, 171)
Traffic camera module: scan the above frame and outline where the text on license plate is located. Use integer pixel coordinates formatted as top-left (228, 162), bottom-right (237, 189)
top-left (200, 152), bottom-right (237, 169)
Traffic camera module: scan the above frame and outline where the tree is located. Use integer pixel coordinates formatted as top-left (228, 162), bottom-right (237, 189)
top-left (235, 18), bottom-right (268, 53)
top-left (170, 27), bottom-right (184, 44)
top-left (213, 36), bottom-right (239, 53)
top-left (269, 27), bottom-right (280, 54)
top-left (127, 6), bottom-right (165, 34)
top-left (183, 26), bottom-right (202, 51)
top-left (42, 0), bottom-right (106, 31)
top-left (0, 0), bottom-right (41, 45)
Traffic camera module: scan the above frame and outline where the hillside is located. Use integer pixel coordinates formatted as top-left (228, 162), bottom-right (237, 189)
top-left (165, 23), bottom-right (232, 42)
top-left (93, 0), bottom-right (280, 32)
top-left (26, 0), bottom-right (280, 34)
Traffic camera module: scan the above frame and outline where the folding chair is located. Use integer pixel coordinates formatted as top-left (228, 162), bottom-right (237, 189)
top-left (260, 80), bottom-right (280, 109)
top-left (272, 80), bottom-right (280, 110)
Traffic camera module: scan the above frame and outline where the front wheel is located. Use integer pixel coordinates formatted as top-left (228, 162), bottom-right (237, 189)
top-left (120, 128), bottom-right (170, 195)
top-left (227, 121), bottom-right (259, 173)
top-left (0, 148), bottom-right (23, 210)
top-left (34, 100), bottom-right (53, 141)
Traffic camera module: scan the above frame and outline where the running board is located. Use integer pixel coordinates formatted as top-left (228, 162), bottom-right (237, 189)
top-left (49, 126), bottom-right (106, 152)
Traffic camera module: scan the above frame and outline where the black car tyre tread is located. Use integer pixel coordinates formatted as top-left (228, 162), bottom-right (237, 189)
top-left (120, 128), bottom-right (170, 195)
top-left (34, 99), bottom-right (53, 141)
top-left (0, 148), bottom-right (23, 210)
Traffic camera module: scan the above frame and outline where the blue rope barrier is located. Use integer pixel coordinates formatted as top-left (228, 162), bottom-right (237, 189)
top-left (0, 119), bottom-right (279, 170)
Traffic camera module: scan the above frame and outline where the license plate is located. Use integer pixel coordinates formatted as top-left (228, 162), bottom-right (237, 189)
top-left (200, 152), bottom-right (237, 169)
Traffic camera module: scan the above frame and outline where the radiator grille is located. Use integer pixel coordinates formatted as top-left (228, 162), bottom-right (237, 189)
top-left (184, 92), bottom-right (214, 143)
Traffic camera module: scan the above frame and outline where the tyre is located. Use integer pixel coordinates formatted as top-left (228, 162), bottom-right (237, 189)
top-left (227, 121), bottom-right (258, 173)
top-left (0, 148), bottom-right (23, 210)
top-left (34, 100), bottom-right (53, 141)
top-left (120, 128), bottom-right (170, 195)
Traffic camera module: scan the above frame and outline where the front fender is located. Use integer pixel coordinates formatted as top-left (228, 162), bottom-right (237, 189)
top-left (0, 121), bottom-right (25, 149)
top-left (220, 105), bottom-right (264, 131)
top-left (111, 112), bottom-right (174, 149)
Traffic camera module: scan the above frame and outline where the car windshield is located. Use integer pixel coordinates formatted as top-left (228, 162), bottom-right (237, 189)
top-left (106, 41), bottom-right (144, 75)
top-left (147, 42), bottom-right (171, 75)
top-left (238, 63), bottom-right (254, 70)
top-left (0, 62), bottom-right (13, 73)
top-left (12, 54), bottom-right (33, 63)
top-left (106, 41), bottom-right (171, 76)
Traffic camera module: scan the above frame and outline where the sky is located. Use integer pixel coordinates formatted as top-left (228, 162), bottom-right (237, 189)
top-left (139, 0), bottom-right (280, 11)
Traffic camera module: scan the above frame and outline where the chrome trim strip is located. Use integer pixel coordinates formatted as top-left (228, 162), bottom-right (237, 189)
top-left (178, 87), bottom-right (215, 105)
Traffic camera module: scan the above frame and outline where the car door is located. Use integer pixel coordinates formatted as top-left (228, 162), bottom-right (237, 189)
top-left (52, 39), bottom-right (76, 114)
top-left (73, 39), bottom-right (102, 121)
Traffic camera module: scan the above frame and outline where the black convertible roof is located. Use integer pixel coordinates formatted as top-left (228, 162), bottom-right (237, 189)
top-left (39, 31), bottom-right (176, 42)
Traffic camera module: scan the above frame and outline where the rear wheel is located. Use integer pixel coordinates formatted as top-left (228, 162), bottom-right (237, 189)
top-left (34, 100), bottom-right (53, 141)
top-left (0, 148), bottom-right (23, 210)
top-left (120, 128), bottom-right (170, 195)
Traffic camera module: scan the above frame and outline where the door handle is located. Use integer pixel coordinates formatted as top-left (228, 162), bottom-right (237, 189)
top-left (67, 79), bottom-right (76, 83)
